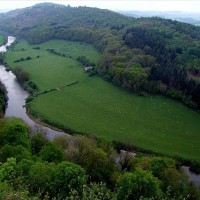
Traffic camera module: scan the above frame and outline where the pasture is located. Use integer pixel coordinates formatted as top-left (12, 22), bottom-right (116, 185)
top-left (5, 40), bottom-right (200, 162)
top-left (0, 35), bottom-right (4, 45)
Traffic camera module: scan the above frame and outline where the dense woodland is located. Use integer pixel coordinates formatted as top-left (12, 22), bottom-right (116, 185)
top-left (0, 118), bottom-right (199, 199)
top-left (0, 3), bottom-right (200, 198)
top-left (0, 3), bottom-right (200, 108)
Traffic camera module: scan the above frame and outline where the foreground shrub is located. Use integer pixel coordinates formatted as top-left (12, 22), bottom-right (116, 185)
top-left (117, 168), bottom-right (162, 200)
top-left (2, 119), bottom-right (30, 149)
top-left (39, 141), bottom-right (64, 163)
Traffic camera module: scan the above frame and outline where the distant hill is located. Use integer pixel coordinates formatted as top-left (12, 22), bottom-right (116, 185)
top-left (0, 3), bottom-right (200, 108)
top-left (119, 10), bottom-right (200, 26)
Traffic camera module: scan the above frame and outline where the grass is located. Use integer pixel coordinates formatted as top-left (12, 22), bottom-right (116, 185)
top-left (0, 35), bottom-right (4, 46)
top-left (5, 40), bottom-right (200, 162)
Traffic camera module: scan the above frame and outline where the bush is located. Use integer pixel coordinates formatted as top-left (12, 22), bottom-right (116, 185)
top-left (31, 133), bottom-right (48, 155)
top-left (117, 168), bottom-right (162, 200)
top-left (39, 141), bottom-right (64, 163)
top-left (26, 56), bottom-right (32, 60)
top-left (13, 67), bottom-right (30, 84)
top-left (0, 144), bottom-right (32, 162)
top-left (2, 119), bottom-right (30, 149)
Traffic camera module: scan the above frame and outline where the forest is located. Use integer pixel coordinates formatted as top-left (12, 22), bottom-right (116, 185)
top-left (0, 3), bottom-right (200, 199)
top-left (0, 3), bottom-right (200, 108)
top-left (0, 118), bottom-right (199, 199)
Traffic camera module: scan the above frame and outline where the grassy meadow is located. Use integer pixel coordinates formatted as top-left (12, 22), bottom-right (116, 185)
top-left (5, 40), bottom-right (200, 162)
top-left (0, 35), bottom-right (4, 45)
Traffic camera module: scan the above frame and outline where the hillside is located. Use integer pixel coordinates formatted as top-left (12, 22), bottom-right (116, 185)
top-left (0, 3), bottom-right (200, 109)
top-left (1, 4), bottom-right (200, 198)
top-left (120, 10), bottom-right (200, 26)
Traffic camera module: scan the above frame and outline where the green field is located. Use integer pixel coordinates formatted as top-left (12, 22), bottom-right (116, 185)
top-left (5, 40), bottom-right (200, 162)
top-left (0, 35), bottom-right (4, 45)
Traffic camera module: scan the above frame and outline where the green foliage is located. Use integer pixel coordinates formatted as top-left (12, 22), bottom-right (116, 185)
top-left (4, 39), bottom-right (200, 163)
top-left (17, 159), bottom-right (34, 177)
top-left (0, 35), bottom-right (4, 46)
top-left (161, 167), bottom-right (189, 198)
top-left (62, 136), bottom-right (116, 184)
top-left (0, 157), bottom-right (17, 182)
top-left (66, 182), bottom-right (115, 200)
top-left (52, 161), bottom-right (86, 198)
top-left (27, 160), bottom-right (86, 198)
top-left (77, 55), bottom-right (95, 67)
top-left (0, 182), bottom-right (33, 200)
top-left (0, 144), bottom-right (32, 162)
top-left (28, 161), bottom-right (55, 196)
top-left (150, 157), bottom-right (176, 178)
top-left (31, 132), bottom-right (48, 155)
top-left (1, 4), bottom-right (200, 186)
top-left (117, 168), bottom-right (162, 200)
top-left (39, 141), bottom-right (64, 163)
top-left (0, 118), bottom-right (198, 199)
top-left (2, 119), bottom-right (30, 148)
top-left (13, 67), bottom-right (30, 84)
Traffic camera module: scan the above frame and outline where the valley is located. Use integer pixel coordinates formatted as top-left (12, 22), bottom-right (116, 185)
top-left (0, 2), bottom-right (200, 199)
top-left (4, 39), bottom-right (200, 162)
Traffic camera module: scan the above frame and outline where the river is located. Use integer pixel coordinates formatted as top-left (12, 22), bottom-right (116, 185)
top-left (0, 36), bottom-right (66, 139)
top-left (0, 36), bottom-right (200, 189)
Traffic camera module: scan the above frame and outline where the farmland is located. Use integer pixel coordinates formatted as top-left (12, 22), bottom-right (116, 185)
top-left (5, 40), bottom-right (200, 162)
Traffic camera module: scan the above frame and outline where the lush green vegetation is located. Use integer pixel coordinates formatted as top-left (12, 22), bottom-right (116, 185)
top-left (0, 36), bottom-right (6, 115)
top-left (0, 118), bottom-right (199, 199)
top-left (0, 35), bottom-right (4, 46)
top-left (4, 40), bottom-right (200, 163)
top-left (1, 3), bottom-right (200, 198)
top-left (5, 40), bottom-right (100, 92)
top-left (1, 3), bottom-right (200, 108)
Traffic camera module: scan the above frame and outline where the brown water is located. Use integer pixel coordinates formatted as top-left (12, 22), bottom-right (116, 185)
top-left (0, 36), bottom-right (66, 139)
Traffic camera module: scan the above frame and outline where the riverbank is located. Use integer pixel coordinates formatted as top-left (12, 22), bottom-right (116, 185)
top-left (0, 80), bottom-right (7, 115)
top-left (0, 37), bottom-right (66, 140)
top-left (1, 36), bottom-right (200, 188)
top-left (0, 35), bottom-right (6, 46)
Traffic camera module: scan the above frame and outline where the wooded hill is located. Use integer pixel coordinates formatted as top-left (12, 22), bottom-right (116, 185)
top-left (1, 3), bottom-right (200, 108)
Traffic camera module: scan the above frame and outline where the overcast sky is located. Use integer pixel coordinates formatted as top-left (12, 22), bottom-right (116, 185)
top-left (0, 0), bottom-right (200, 12)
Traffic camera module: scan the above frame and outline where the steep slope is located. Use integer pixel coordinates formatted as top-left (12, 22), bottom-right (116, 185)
top-left (0, 3), bottom-right (200, 108)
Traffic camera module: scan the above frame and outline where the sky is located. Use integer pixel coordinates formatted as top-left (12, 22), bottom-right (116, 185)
top-left (0, 0), bottom-right (200, 13)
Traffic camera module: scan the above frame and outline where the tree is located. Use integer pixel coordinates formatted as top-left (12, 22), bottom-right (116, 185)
top-left (0, 144), bottom-right (32, 162)
top-left (150, 157), bottom-right (175, 178)
top-left (39, 141), bottom-right (64, 163)
top-left (2, 119), bottom-right (30, 149)
top-left (63, 136), bottom-right (116, 184)
top-left (28, 161), bottom-right (55, 196)
top-left (0, 157), bottom-right (17, 182)
top-left (31, 132), bottom-right (48, 155)
top-left (52, 161), bottom-right (86, 198)
top-left (117, 168), bottom-right (162, 200)
top-left (13, 67), bottom-right (30, 84)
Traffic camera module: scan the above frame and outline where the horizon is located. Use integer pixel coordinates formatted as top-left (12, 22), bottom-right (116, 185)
top-left (0, 1), bottom-right (200, 13)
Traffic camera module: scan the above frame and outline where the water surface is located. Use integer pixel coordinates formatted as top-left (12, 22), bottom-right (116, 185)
top-left (0, 36), bottom-right (66, 139)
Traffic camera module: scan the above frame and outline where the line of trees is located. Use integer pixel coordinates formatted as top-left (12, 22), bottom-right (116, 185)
top-left (2, 4), bottom-right (200, 108)
top-left (0, 118), bottom-right (199, 199)
top-left (123, 27), bottom-right (200, 108)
